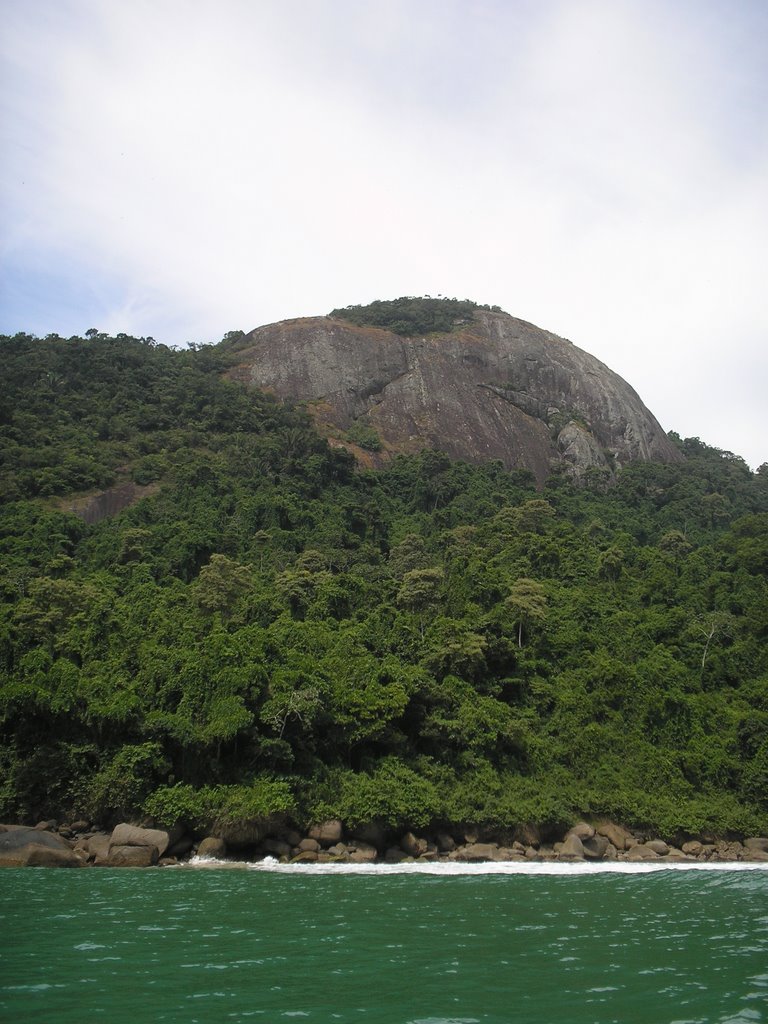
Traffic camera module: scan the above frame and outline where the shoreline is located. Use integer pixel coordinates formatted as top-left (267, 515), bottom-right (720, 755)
top-left (2, 817), bottom-right (768, 870)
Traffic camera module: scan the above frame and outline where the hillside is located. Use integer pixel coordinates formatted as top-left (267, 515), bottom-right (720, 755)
top-left (228, 298), bottom-right (681, 484)
top-left (0, 326), bottom-right (767, 842)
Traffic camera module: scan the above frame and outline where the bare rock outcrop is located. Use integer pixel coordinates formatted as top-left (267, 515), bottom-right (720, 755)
top-left (229, 310), bottom-right (681, 484)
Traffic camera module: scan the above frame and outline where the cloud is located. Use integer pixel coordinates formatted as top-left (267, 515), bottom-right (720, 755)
top-left (1, 0), bottom-right (766, 466)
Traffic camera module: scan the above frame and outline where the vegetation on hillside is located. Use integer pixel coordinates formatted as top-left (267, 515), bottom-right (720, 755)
top-left (1, 331), bottom-right (767, 840)
top-left (329, 296), bottom-right (503, 337)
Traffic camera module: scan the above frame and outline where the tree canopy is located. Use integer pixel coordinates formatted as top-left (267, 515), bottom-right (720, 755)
top-left (1, 330), bottom-right (766, 840)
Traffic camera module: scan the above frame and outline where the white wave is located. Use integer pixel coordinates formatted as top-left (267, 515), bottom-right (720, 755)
top-left (186, 855), bottom-right (768, 876)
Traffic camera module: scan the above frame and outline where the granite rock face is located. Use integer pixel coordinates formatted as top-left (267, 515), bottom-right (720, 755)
top-left (229, 311), bottom-right (681, 483)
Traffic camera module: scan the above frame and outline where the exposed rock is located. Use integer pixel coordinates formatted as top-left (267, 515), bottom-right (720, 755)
top-left (298, 838), bottom-right (321, 853)
top-left (349, 842), bottom-right (378, 863)
top-left (34, 819), bottom-right (58, 831)
top-left (23, 846), bottom-right (82, 868)
top-left (623, 844), bottom-right (660, 861)
top-left (66, 480), bottom-right (159, 525)
top-left (567, 822), bottom-right (595, 841)
top-left (682, 841), bottom-right (703, 856)
top-left (452, 843), bottom-right (500, 862)
top-left (87, 833), bottom-right (112, 863)
top-left (0, 827), bottom-right (80, 867)
top-left (582, 835), bottom-right (610, 859)
top-left (644, 840), bottom-right (669, 856)
top-left (109, 823), bottom-right (180, 859)
top-left (558, 834), bottom-right (585, 861)
top-left (596, 822), bottom-right (633, 850)
top-left (290, 850), bottom-right (318, 864)
top-left (197, 836), bottom-right (227, 859)
top-left (400, 832), bottom-right (428, 857)
top-left (744, 837), bottom-right (768, 853)
top-left (105, 844), bottom-right (158, 867)
top-left (742, 849), bottom-right (768, 862)
top-left (229, 310), bottom-right (681, 484)
top-left (308, 820), bottom-right (343, 846)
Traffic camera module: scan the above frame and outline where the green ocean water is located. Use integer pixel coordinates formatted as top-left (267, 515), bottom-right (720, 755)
top-left (1, 863), bottom-right (767, 1024)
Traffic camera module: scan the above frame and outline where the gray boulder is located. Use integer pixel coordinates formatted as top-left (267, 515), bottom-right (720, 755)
top-left (197, 836), bottom-right (227, 859)
top-left (104, 844), bottom-right (158, 867)
top-left (400, 832), bottom-right (428, 857)
top-left (644, 840), bottom-right (669, 855)
top-left (582, 835), bottom-right (610, 859)
top-left (0, 827), bottom-right (78, 867)
top-left (596, 822), bottom-right (633, 850)
top-left (558, 834), bottom-right (585, 861)
top-left (109, 823), bottom-right (180, 858)
top-left (308, 820), bottom-right (343, 846)
top-left (453, 842), bottom-right (501, 862)
top-left (623, 844), bottom-right (660, 861)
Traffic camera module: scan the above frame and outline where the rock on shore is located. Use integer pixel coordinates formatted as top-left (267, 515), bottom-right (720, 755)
top-left (2, 817), bottom-right (768, 869)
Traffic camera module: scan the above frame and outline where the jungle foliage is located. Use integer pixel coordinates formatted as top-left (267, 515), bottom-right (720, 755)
top-left (1, 330), bottom-right (767, 839)
top-left (329, 296), bottom-right (503, 337)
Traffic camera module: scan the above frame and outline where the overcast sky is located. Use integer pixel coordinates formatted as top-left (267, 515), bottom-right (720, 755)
top-left (2, 0), bottom-right (766, 468)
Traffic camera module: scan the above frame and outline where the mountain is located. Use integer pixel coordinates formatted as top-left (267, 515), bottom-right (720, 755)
top-left (228, 301), bottom-right (681, 483)
top-left (1, 323), bottom-right (766, 842)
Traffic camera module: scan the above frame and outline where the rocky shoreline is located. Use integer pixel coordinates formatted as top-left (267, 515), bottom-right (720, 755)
top-left (2, 818), bottom-right (768, 869)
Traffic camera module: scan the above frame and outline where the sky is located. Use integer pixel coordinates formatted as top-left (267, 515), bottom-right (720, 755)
top-left (1, 0), bottom-right (766, 468)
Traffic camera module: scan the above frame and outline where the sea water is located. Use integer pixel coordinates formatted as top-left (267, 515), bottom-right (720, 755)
top-left (1, 861), bottom-right (767, 1023)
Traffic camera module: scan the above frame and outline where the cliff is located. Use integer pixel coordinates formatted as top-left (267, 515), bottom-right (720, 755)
top-left (228, 308), bottom-right (681, 483)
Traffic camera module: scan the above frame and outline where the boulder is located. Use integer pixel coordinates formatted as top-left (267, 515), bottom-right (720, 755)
top-left (453, 843), bottom-right (500, 862)
top-left (623, 844), bottom-right (660, 861)
top-left (308, 820), bottom-right (343, 846)
top-left (0, 827), bottom-right (72, 853)
top-left (348, 840), bottom-right (377, 862)
top-left (682, 840), bottom-right (703, 856)
top-left (105, 844), bottom-right (158, 867)
top-left (34, 819), bottom-right (58, 831)
top-left (742, 849), bottom-right (768, 862)
top-left (88, 833), bottom-right (112, 863)
top-left (582, 835), bottom-right (610, 860)
top-left (744, 837), bottom-right (768, 853)
top-left (349, 846), bottom-right (378, 864)
top-left (567, 822), bottom-right (595, 841)
top-left (290, 850), bottom-right (318, 863)
top-left (298, 838), bottom-right (321, 853)
top-left (24, 846), bottom-right (82, 868)
top-left (197, 836), bottom-right (227, 859)
top-left (109, 823), bottom-right (180, 858)
top-left (596, 822), bottom-right (633, 850)
top-left (644, 840), bottom-right (669, 856)
top-left (400, 832), bottom-right (428, 857)
top-left (0, 826), bottom-right (76, 867)
top-left (558, 834), bottom-right (585, 861)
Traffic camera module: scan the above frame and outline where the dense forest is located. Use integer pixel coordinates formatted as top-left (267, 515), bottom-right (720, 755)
top-left (1, 328), bottom-right (767, 841)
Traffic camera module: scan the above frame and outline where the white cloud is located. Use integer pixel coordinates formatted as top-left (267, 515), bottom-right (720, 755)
top-left (1, 0), bottom-right (766, 466)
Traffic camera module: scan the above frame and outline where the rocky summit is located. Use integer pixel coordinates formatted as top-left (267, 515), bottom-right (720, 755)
top-left (228, 305), bottom-right (681, 483)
